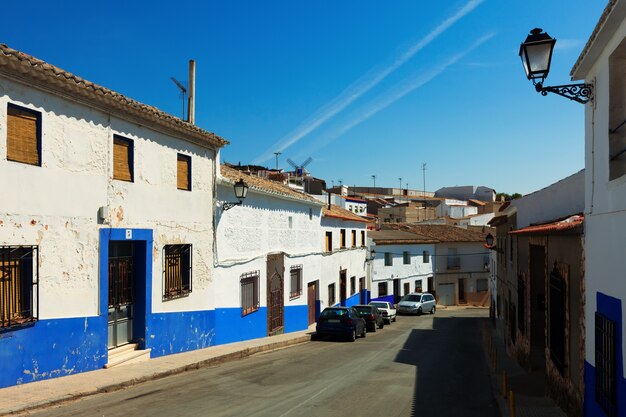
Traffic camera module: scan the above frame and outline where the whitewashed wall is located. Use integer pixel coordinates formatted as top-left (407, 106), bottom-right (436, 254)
top-left (0, 78), bottom-right (217, 319)
top-left (368, 242), bottom-right (435, 298)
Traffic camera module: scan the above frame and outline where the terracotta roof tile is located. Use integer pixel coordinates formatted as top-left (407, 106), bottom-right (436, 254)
top-left (220, 165), bottom-right (322, 205)
top-left (369, 229), bottom-right (437, 245)
top-left (0, 43), bottom-right (228, 149)
top-left (510, 215), bottom-right (583, 235)
top-left (382, 223), bottom-right (488, 243)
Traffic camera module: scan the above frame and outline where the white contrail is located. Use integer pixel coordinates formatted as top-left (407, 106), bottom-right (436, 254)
top-left (299, 33), bottom-right (496, 155)
top-left (253, 0), bottom-right (485, 164)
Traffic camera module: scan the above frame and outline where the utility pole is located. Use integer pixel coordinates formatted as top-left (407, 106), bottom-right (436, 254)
top-left (273, 152), bottom-right (281, 170)
top-left (399, 177), bottom-right (402, 193)
top-left (422, 163), bottom-right (427, 198)
top-left (372, 175), bottom-right (376, 188)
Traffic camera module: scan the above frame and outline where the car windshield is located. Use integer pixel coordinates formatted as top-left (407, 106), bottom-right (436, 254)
top-left (401, 295), bottom-right (421, 302)
top-left (354, 307), bottom-right (372, 313)
top-left (370, 302), bottom-right (387, 308)
top-left (320, 308), bottom-right (347, 319)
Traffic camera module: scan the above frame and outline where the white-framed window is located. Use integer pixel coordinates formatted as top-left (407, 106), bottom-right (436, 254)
top-left (290, 265), bottom-right (302, 299)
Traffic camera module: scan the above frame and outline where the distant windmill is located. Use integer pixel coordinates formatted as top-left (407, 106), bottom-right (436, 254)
top-left (170, 77), bottom-right (187, 120)
top-left (286, 157), bottom-right (313, 177)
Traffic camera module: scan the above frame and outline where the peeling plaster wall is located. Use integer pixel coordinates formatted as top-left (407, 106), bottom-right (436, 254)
top-left (0, 76), bottom-right (218, 387)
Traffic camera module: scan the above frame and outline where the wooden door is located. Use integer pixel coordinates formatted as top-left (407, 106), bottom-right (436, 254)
top-left (307, 281), bottom-right (317, 325)
top-left (267, 253), bottom-right (284, 336)
top-left (339, 270), bottom-right (347, 305)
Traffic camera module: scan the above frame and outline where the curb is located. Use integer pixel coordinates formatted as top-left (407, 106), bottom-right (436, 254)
top-left (1, 334), bottom-right (312, 416)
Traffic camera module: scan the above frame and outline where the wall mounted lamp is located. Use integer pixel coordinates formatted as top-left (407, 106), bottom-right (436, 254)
top-left (519, 28), bottom-right (593, 104)
top-left (222, 178), bottom-right (249, 211)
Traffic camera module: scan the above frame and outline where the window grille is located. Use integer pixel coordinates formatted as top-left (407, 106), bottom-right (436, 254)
top-left (241, 271), bottom-right (259, 316)
top-left (350, 276), bottom-right (355, 295)
top-left (325, 232), bottom-right (332, 252)
top-left (403, 282), bottom-right (410, 295)
top-left (340, 229), bottom-right (346, 248)
top-left (0, 246), bottom-right (38, 329)
top-left (290, 265), bottom-right (302, 299)
top-left (414, 280), bottom-right (422, 293)
top-left (423, 250), bottom-right (430, 263)
top-left (384, 252), bottom-right (392, 266)
top-left (595, 312), bottom-right (616, 417)
top-left (163, 244), bottom-right (192, 300)
top-left (351, 230), bottom-right (356, 248)
top-left (361, 231), bottom-right (365, 246)
top-left (378, 282), bottom-right (388, 297)
top-left (7, 104), bottom-right (41, 166)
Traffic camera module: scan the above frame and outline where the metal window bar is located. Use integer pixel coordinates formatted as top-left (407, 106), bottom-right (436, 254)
top-left (328, 283), bottom-right (336, 305)
top-left (0, 246), bottom-right (38, 329)
top-left (241, 271), bottom-right (259, 316)
top-left (163, 245), bottom-right (192, 300)
top-left (595, 312), bottom-right (617, 417)
top-left (289, 265), bottom-right (302, 298)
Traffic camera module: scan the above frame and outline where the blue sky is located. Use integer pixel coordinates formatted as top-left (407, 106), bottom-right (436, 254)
top-left (2, 1), bottom-right (605, 194)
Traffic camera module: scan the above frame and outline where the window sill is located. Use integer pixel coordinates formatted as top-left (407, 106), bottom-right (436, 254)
top-left (163, 290), bottom-right (191, 301)
top-left (289, 293), bottom-right (302, 300)
top-left (1, 318), bottom-right (37, 333)
top-left (242, 306), bottom-right (260, 317)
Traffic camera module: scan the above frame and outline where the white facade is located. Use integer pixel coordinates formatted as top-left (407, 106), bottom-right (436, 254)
top-left (459, 213), bottom-right (496, 227)
top-left (436, 199), bottom-right (478, 219)
top-left (570, 3), bottom-right (626, 412)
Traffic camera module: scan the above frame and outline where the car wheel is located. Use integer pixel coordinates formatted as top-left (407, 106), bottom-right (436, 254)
top-left (417, 307), bottom-right (422, 315)
top-left (393, 316), bottom-right (396, 322)
top-left (350, 329), bottom-right (356, 342)
top-left (370, 323), bottom-right (376, 332)
top-left (431, 305), bottom-right (436, 314)
top-left (361, 327), bottom-right (367, 338)
top-left (379, 321), bottom-right (384, 329)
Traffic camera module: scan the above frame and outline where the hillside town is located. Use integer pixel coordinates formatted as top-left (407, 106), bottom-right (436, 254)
top-left (2, 1), bottom-right (626, 417)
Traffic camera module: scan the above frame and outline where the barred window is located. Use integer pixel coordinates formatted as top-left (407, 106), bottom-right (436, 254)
top-left (350, 276), bottom-right (356, 295)
top-left (384, 252), bottom-right (392, 266)
top-left (423, 250), bottom-right (430, 263)
top-left (340, 229), bottom-right (346, 248)
top-left (7, 104), bottom-right (41, 166)
top-left (361, 231), bottom-right (365, 246)
top-left (378, 282), bottom-right (388, 297)
top-left (595, 312), bottom-right (617, 417)
top-left (415, 280), bottom-right (422, 293)
top-left (328, 283), bottom-right (336, 306)
top-left (325, 232), bottom-right (332, 252)
top-left (241, 271), bottom-right (259, 316)
top-left (1, 246), bottom-right (38, 329)
top-left (290, 265), bottom-right (302, 299)
top-left (403, 282), bottom-right (410, 295)
top-left (351, 230), bottom-right (356, 248)
top-left (163, 244), bottom-right (192, 300)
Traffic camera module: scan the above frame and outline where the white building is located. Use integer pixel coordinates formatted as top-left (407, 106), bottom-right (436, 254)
top-left (215, 165), bottom-right (325, 341)
top-left (436, 199), bottom-right (479, 219)
top-left (570, 2), bottom-right (626, 414)
top-left (0, 44), bottom-right (227, 387)
top-left (321, 204), bottom-right (370, 308)
top-left (367, 229), bottom-right (436, 305)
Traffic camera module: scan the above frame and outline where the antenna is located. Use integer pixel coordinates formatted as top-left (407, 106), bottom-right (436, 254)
top-left (371, 175), bottom-right (376, 188)
top-left (170, 77), bottom-right (187, 120)
top-left (422, 163), bottom-right (427, 198)
top-left (273, 152), bottom-right (282, 170)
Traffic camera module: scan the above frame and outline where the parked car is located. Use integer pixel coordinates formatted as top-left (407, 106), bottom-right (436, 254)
top-left (368, 300), bottom-right (396, 323)
top-left (353, 304), bottom-right (385, 332)
top-left (316, 307), bottom-right (367, 341)
top-left (396, 293), bottom-right (436, 315)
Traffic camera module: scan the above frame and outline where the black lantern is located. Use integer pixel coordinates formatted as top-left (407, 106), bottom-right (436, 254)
top-left (485, 233), bottom-right (494, 246)
top-left (519, 28), bottom-right (556, 82)
top-left (223, 178), bottom-right (248, 211)
top-left (519, 28), bottom-right (592, 104)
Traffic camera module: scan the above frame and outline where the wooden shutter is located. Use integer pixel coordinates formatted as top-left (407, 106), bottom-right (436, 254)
top-left (7, 105), bottom-right (40, 165)
top-left (177, 154), bottom-right (190, 190)
top-left (113, 137), bottom-right (132, 181)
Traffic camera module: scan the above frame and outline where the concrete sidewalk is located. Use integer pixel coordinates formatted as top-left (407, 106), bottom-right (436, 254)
top-left (484, 321), bottom-right (567, 417)
top-left (0, 328), bottom-right (314, 416)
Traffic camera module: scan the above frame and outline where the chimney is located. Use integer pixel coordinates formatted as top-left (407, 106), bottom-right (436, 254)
top-left (188, 60), bottom-right (196, 124)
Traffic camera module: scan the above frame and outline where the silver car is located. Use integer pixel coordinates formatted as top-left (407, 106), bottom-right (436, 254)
top-left (396, 293), bottom-right (436, 315)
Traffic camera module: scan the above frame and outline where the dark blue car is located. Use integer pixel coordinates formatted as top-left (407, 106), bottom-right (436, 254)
top-left (316, 306), bottom-right (367, 342)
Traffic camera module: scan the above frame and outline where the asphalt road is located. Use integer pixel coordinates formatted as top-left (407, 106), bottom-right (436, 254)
top-left (30, 308), bottom-right (499, 417)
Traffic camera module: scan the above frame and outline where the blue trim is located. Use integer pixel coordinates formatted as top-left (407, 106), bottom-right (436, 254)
top-left (147, 310), bottom-right (216, 357)
top-left (371, 295), bottom-right (395, 304)
top-left (584, 292), bottom-right (625, 417)
top-left (0, 317), bottom-right (106, 388)
top-left (344, 293), bottom-right (361, 307)
top-left (284, 305), bottom-right (308, 333)
top-left (214, 307), bottom-right (267, 345)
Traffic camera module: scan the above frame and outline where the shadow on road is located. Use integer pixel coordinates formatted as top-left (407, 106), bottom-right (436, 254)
top-left (394, 315), bottom-right (500, 417)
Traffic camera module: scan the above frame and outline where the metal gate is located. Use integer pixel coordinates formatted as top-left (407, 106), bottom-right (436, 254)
top-left (307, 281), bottom-right (317, 325)
top-left (108, 242), bottom-right (135, 349)
top-left (438, 283), bottom-right (455, 306)
top-left (267, 253), bottom-right (284, 336)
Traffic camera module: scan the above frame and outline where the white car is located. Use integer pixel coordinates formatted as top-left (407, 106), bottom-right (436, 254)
top-left (368, 301), bottom-right (396, 323)
top-left (396, 293), bottom-right (436, 315)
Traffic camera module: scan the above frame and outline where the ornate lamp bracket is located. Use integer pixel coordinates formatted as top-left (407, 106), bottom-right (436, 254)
top-left (534, 82), bottom-right (593, 104)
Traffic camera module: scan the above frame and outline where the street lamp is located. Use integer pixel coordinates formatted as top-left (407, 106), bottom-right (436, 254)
top-left (519, 28), bottom-right (593, 104)
top-left (223, 178), bottom-right (249, 211)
